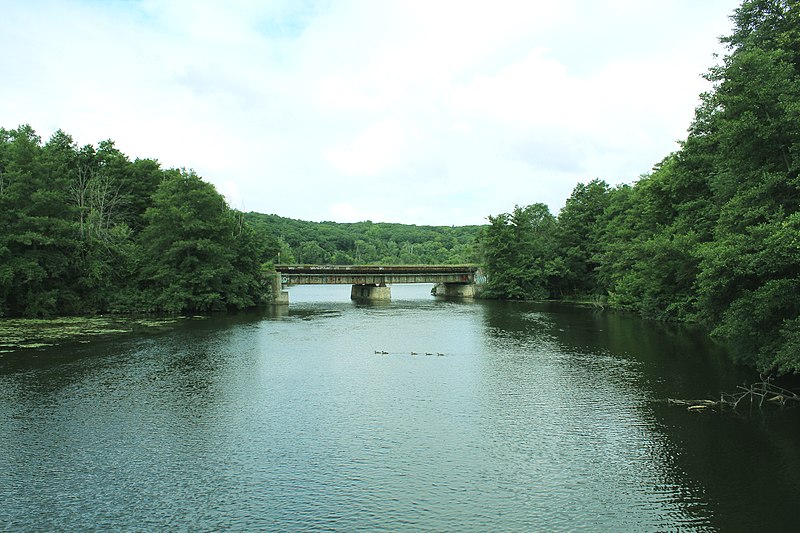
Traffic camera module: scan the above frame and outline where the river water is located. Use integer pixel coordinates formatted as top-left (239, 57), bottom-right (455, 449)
top-left (1, 284), bottom-right (799, 531)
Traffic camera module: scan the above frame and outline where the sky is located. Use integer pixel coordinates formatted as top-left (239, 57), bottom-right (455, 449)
top-left (1, 0), bottom-right (742, 226)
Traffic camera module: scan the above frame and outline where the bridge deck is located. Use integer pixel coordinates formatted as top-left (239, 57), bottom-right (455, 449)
top-left (274, 264), bottom-right (478, 285)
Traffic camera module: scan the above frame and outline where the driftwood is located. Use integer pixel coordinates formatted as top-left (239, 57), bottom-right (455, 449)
top-left (668, 376), bottom-right (800, 412)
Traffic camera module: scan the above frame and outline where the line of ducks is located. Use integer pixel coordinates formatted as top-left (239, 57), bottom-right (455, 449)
top-left (374, 350), bottom-right (444, 356)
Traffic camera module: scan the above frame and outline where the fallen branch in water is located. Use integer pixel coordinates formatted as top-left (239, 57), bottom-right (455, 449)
top-left (723, 377), bottom-right (800, 409)
top-left (667, 398), bottom-right (719, 411)
top-left (668, 376), bottom-right (800, 412)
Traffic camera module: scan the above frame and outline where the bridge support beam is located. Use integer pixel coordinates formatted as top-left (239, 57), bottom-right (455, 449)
top-left (351, 284), bottom-right (391, 301)
top-left (434, 282), bottom-right (476, 298)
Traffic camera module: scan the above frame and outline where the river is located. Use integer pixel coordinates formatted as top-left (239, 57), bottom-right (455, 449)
top-left (2, 284), bottom-right (799, 531)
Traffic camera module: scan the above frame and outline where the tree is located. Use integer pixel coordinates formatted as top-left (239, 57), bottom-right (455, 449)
top-left (479, 203), bottom-right (561, 300)
top-left (139, 169), bottom-right (265, 313)
top-left (0, 126), bottom-right (81, 316)
top-left (555, 179), bottom-right (610, 296)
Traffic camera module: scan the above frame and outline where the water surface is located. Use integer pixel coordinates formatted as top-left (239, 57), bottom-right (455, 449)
top-left (2, 284), bottom-right (798, 531)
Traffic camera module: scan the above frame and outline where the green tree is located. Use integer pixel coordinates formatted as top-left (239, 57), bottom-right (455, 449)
top-left (479, 204), bottom-right (561, 299)
top-left (296, 241), bottom-right (329, 264)
top-left (555, 179), bottom-right (610, 297)
top-left (0, 126), bottom-right (81, 316)
top-left (139, 169), bottom-right (265, 313)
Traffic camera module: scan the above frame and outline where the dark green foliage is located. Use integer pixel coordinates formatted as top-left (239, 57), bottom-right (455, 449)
top-left (477, 0), bottom-right (800, 374)
top-left (0, 126), bottom-right (82, 316)
top-left (691, 0), bottom-right (800, 373)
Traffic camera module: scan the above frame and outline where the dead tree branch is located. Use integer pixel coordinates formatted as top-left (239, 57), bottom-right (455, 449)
top-left (667, 376), bottom-right (800, 412)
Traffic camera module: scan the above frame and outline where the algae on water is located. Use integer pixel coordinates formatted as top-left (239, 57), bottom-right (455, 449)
top-left (0, 317), bottom-right (181, 351)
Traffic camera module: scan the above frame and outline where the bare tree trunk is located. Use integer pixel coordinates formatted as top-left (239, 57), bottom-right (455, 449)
top-left (88, 171), bottom-right (122, 243)
top-left (70, 162), bottom-right (92, 239)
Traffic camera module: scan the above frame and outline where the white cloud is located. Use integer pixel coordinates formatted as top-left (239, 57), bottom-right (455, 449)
top-left (328, 202), bottom-right (386, 223)
top-left (324, 119), bottom-right (415, 177)
top-left (0, 0), bottom-right (741, 226)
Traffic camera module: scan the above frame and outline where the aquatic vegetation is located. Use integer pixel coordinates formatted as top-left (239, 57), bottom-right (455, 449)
top-left (0, 316), bottom-right (180, 351)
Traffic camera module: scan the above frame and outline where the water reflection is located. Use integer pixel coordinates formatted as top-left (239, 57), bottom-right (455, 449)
top-left (479, 301), bottom-right (800, 531)
top-left (476, 301), bottom-right (713, 530)
top-left (1, 290), bottom-right (798, 530)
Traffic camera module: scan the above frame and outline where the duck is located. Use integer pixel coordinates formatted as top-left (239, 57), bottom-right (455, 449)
top-left (410, 351), bottom-right (418, 355)
top-left (425, 352), bottom-right (433, 356)
top-left (436, 352), bottom-right (444, 357)
top-left (381, 351), bottom-right (389, 355)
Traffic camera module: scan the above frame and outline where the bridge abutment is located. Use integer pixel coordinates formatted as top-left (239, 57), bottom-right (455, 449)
top-left (350, 284), bottom-right (391, 301)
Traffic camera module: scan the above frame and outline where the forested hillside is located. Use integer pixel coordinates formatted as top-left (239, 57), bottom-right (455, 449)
top-left (0, 129), bottom-right (270, 316)
top-left (244, 212), bottom-right (479, 265)
top-left (478, 0), bottom-right (800, 374)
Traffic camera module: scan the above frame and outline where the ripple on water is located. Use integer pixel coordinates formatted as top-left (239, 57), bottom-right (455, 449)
top-left (1, 292), bottom-right (797, 531)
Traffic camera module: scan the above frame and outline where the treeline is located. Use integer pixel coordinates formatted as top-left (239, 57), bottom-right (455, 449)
top-left (478, 0), bottom-right (800, 374)
top-left (0, 128), bottom-right (270, 316)
top-left (244, 212), bottom-right (480, 265)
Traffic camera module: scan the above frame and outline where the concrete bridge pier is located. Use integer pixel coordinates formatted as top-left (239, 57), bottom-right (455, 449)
top-left (351, 283), bottom-right (391, 301)
top-left (274, 289), bottom-right (290, 305)
top-left (271, 274), bottom-right (290, 305)
top-left (434, 282), bottom-right (477, 298)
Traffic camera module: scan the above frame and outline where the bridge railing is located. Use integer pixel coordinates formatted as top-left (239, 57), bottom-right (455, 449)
top-left (274, 264), bottom-right (478, 275)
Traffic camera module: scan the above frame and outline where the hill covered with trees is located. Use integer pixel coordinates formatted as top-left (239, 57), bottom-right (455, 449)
top-left (477, 0), bottom-right (800, 374)
top-left (244, 212), bottom-right (480, 266)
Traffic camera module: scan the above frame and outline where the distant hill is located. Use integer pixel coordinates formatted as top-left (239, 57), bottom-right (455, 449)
top-left (244, 212), bottom-right (483, 265)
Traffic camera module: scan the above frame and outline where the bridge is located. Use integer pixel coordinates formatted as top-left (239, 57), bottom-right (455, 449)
top-left (272, 264), bottom-right (479, 304)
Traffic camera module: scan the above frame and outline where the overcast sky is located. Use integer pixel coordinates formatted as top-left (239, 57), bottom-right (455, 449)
top-left (1, 0), bottom-right (741, 226)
